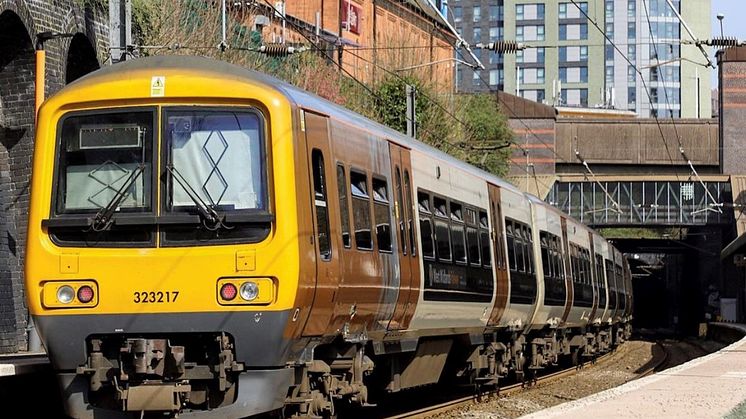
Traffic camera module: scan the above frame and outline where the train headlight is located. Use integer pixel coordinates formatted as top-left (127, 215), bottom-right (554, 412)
top-left (42, 281), bottom-right (98, 309)
top-left (217, 277), bottom-right (274, 305)
top-left (57, 285), bottom-right (75, 304)
top-left (239, 282), bottom-right (259, 301)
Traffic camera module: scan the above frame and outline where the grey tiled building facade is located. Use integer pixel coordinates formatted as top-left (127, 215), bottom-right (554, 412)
top-left (452, 1), bottom-right (507, 92)
top-left (450, 0), bottom-right (711, 118)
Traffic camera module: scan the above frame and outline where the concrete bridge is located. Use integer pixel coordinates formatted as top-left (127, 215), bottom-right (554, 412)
top-left (500, 92), bottom-right (729, 227)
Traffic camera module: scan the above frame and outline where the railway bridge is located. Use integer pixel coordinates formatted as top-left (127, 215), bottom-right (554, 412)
top-left (500, 47), bottom-right (746, 333)
top-left (0, 0), bottom-right (111, 354)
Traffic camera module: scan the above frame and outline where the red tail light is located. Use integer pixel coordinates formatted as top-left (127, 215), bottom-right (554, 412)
top-left (77, 285), bottom-right (95, 303)
top-left (220, 283), bottom-right (237, 301)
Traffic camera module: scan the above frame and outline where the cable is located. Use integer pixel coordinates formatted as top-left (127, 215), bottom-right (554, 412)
top-left (257, 0), bottom-right (504, 160)
top-left (641, 0), bottom-right (722, 213)
top-left (451, 62), bottom-right (567, 196)
top-left (338, 46), bottom-right (511, 150)
top-left (258, 0), bottom-right (578, 197)
top-left (257, 1), bottom-right (379, 98)
top-left (569, 0), bottom-right (680, 175)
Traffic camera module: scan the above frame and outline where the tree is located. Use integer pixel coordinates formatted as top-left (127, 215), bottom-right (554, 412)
top-left (456, 94), bottom-right (514, 176)
top-left (371, 75), bottom-right (513, 176)
top-left (129, 1), bottom-right (513, 176)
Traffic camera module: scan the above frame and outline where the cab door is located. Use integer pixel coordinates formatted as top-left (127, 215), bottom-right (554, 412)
top-left (301, 111), bottom-right (342, 337)
top-left (387, 142), bottom-right (420, 330)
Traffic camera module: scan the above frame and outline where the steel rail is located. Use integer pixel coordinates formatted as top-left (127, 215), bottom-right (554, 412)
top-left (385, 343), bottom-right (669, 419)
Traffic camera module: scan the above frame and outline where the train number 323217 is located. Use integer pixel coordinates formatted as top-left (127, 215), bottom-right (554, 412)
top-left (133, 291), bottom-right (179, 303)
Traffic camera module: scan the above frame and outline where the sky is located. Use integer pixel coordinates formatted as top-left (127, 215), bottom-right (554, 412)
top-left (711, 0), bottom-right (746, 86)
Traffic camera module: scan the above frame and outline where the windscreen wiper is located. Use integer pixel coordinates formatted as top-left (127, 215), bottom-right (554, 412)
top-left (91, 164), bottom-right (146, 231)
top-left (165, 164), bottom-right (224, 229)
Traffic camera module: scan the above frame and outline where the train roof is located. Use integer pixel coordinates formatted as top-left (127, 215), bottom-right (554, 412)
top-left (56, 55), bottom-right (616, 254)
top-left (61, 55), bottom-right (524, 196)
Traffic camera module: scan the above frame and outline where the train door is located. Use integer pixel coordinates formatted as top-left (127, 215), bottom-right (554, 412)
top-left (387, 142), bottom-right (420, 330)
top-left (560, 217), bottom-right (574, 322)
top-left (487, 183), bottom-right (509, 326)
top-left (301, 111), bottom-right (342, 337)
top-left (587, 232), bottom-right (599, 322)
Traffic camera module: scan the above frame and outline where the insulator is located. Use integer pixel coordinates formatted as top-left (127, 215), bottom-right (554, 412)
top-left (708, 37), bottom-right (740, 48)
top-left (259, 44), bottom-right (290, 57)
top-left (482, 40), bottom-right (525, 54)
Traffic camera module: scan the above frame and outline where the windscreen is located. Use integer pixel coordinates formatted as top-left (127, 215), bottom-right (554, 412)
top-left (165, 109), bottom-right (266, 212)
top-left (56, 110), bottom-right (154, 214)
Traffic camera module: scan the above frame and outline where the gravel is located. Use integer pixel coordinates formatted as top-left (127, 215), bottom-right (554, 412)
top-left (433, 339), bottom-right (667, 419)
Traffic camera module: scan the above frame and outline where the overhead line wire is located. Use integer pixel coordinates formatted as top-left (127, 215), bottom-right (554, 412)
top-left (569, 0), bottom-right (679, 169)
top-left (569, 0), bottom-right (680, 178)
top-left (258, 0), bottom-right (512, 159)
top-left (640, 0), bottom-right (722, 213)
top-left (567, 0), bottom-right (686, 215)
top-left (258, 0), bottom-right (556, 196)
top-left (441, 49), bottom-right (566, 196)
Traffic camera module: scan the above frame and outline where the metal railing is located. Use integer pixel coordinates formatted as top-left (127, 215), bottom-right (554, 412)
top-left (546, 181), bottom-right (733, 226)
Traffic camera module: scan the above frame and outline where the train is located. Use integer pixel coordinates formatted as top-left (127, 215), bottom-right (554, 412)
top-left (25, 55), bottom-right (632, 418)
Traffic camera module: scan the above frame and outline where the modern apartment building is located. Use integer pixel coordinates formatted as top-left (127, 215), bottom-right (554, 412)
top-left (605, 0), bottom-right (710, 118)
top-left (450, 0), bottom-right (711, 118)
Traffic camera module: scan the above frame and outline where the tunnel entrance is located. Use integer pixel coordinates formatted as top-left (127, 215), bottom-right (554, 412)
top-left (605, 226), bottom-right (733, 336)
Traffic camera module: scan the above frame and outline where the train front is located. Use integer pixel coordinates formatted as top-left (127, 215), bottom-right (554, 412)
top-left (24, 57), bottom-right (302, 418)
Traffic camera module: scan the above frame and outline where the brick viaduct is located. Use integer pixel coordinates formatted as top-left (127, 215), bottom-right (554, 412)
top-left (0, 0), bottom-right (109, 353)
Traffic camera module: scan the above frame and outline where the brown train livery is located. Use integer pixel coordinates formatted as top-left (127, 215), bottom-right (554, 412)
top-left (25, 56), bottom-right (632, 418)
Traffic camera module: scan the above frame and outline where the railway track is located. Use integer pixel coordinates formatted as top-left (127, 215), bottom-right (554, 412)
top-left (637, 341), bottom-right (668, 377)
top-left (384, 342), bottom-right (670, 419)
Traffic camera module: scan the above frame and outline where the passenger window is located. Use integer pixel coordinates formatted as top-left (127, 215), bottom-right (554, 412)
top-left (479, 210), bottom-right (492, 268)
top-left (350, 170), bottom-right (372, 250)
top-left (506, 223), bottom-right (517, 272)
top-left (337, 164), bottom-right (351, 248)
top-left (450, 202), bottom-right (463, 222)
top-left (433, 197), bottom-right (448, 218)
top-left (524, 226), bottom-right (534, 274)
top-left (404, 171), bottom-right (416, 257)
top-left (420, 216), bottom-right (435, 259)
top-left (540, 235), bottom-right (551, 277)
top-left (372, 177), bottom-right (392, 252)
top-left (418, 191), bottom-right (431, 213)
top-left (451, 202), bottom-right (466, 264)
top-left (465, 208), bottom-right (477, 226)
top-left (467, 226), bottom-right (481, 266)
top-left (479, 211), bottom-right (489, 229)
top-left (452, 224), bottom-right (467, 264)
top-left (418, 190), bottom-right (435, 259)
top-left (515, 227), bottom-right (526, 273)
top-left (480, 230), bottom-right (491, 267)
top-left (435, 219), bottom-right (452, 262)
top-left (311, 149), bottom-right (331, 260)
top-left (395, 167), bottom-right (406, 255)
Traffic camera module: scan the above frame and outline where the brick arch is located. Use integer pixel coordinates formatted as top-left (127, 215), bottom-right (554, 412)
top-left (0, 7), bottom-right (34, 354)
top-left (0, 0), bottom-right (37, 40)
top-left (66, 33), bottom-right (100, 83)
top-left (63, 5), bottom-right (106, 65)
